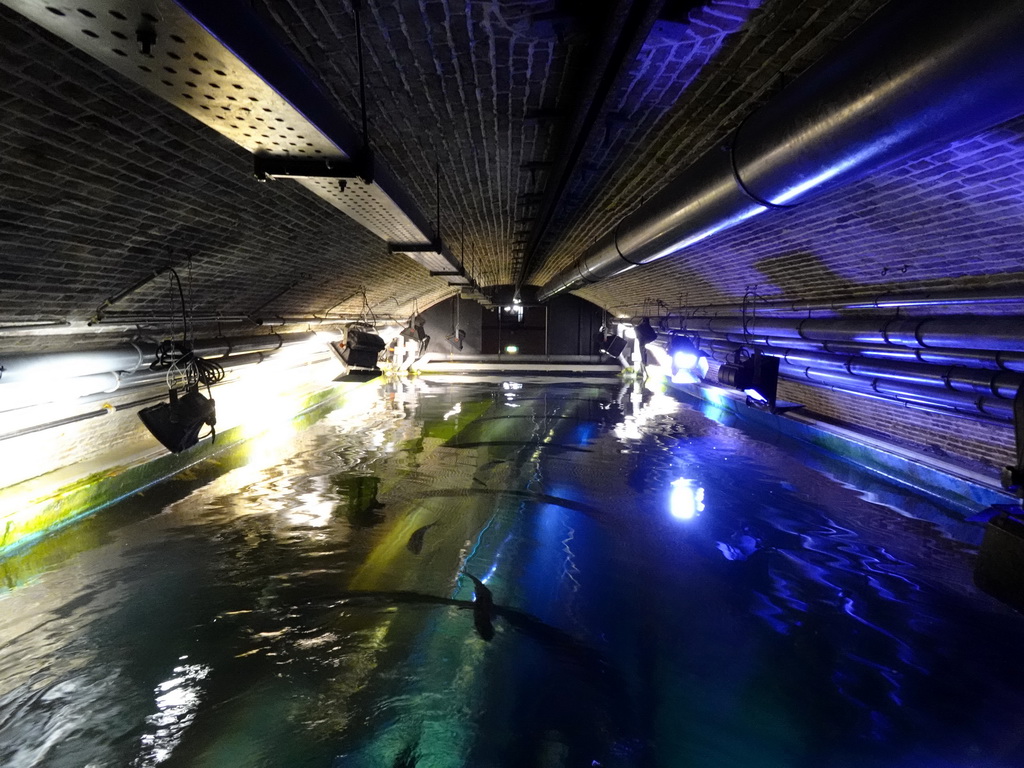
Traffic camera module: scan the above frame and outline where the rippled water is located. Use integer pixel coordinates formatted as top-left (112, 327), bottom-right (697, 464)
top-left (1, 377), bottom-right (1023, 768)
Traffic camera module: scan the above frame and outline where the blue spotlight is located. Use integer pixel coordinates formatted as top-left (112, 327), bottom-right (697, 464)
top-left (668, 335), bottom-right (709, 383)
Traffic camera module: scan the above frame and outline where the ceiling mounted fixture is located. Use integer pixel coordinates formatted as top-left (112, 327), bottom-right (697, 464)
top-left (3, 0), bottom-right (470, 284)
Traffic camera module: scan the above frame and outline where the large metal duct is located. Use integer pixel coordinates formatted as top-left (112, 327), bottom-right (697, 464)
top-left (537, 0), bottom-right (1024, 301)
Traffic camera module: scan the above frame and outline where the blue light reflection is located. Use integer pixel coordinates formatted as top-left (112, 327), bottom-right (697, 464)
top-left (670, 478), bottom-right (705, 521)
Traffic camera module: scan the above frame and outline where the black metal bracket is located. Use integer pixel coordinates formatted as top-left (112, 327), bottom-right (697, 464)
top-left (388, 241), bottom-right (443, 255)
top-left (1002, 384), bottom-right (1024, 497)
top-left (253, 150), bottom-right (374, 184)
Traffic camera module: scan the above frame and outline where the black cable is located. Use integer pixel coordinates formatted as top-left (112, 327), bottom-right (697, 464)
top-left (193, 355), bottom-right (225, 387)
top-left (167, 268), bottom-right (188, 346)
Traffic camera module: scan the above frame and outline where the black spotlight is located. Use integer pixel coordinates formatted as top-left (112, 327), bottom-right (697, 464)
top-left (635, 318), bottom-right (658, 347)
top-left (718, 350), bottom-right (780, 410)
top-left (401, 318), bottom-right (430, 355)
top-left (138, 386), bottom-right (217, 454)
top-left (446, 328), bottom-right (467, 351)
top-left (329, 325), bottom-right (386, 379)
top-left (599, 334), bottom-right (627, 358)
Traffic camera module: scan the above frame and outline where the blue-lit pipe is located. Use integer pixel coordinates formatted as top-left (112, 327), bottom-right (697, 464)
top-left (779, 363), bottom-right (1014, 422)
top-left (691, 331), bottom-right (1024, 372)
top-left (537, 0), bottom-right (1024, 300)
top-left (675, 314), bottom-right (1024, 354)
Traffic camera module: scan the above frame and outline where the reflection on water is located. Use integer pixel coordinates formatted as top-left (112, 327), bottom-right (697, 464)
top-left (1, 377), bottom-right (1023, 767)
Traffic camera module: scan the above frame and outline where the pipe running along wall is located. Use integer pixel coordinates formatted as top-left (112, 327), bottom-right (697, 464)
top-left (0, 333), bottom-right (317, 385)
top-left (658, 312), bottom-right (1024, 422)
top-left (537, 0), bottom-right (1024, 301)
top-left (669, 313), bottom-right (1024, 354)
top-left (694, 338), bottom-right (1017, 422)
top-left (664, 288), bottom-right (1024, 316)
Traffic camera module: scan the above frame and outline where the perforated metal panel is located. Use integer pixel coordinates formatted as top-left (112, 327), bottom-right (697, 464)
top-left (300, 178), bottom-right (428, 244)
top-left (394, 250), bottom-right (457, 274)
top-left (3, 0), bottom-right (434, 245)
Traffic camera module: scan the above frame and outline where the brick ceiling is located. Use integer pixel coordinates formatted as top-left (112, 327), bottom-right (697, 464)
top-left (2, 0), bottom-right (1023, 345)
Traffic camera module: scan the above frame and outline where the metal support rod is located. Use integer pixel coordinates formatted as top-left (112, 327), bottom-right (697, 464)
top-left (353, 0), bottom-right (370, 152)
top-left (89, 265), bottom-right (170, 324)
top-left (249, 280), bottom-right (303, 318)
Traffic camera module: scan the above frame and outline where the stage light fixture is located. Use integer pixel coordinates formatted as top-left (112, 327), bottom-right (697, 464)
top-left (635, 318), bottom-right (658, 347)
top-left (446, 328), bottom-right (467, 351)
top-left (718, 350), bottom-right (780, 410)
top-left (667, 335), bottom-right (709, 383)
top-left (600, 335), bottom-right (627, 358)
top-left (329, 325), bottom-right (386, 380)
top-left (138, 386), bottom-right (217, 454)
top-left (400, 317), bottom-right (430, 355)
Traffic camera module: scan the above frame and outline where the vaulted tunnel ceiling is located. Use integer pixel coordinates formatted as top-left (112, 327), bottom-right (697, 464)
top-left (2, 0), bottom-right (1023, 352)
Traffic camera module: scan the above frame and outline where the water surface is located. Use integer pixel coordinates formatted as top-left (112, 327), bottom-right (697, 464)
top-left (1, 377), bottom-right (1021, 767)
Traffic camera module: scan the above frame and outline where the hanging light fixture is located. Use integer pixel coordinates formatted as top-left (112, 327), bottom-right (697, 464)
top-left (718, 350), bottom-right (780, 409)
top-left (139, 386), bottom-right (217, 454)
top-left (667, 334), bottom-right (709, 383)
top-left (329, 324), bottom-right (385, 380)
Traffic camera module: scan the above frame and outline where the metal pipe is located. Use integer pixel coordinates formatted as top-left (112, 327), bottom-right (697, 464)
top-left (0, 343), bottom-right (153, 384)
top-left (538, 0), bottom-right (1024, 300)
top-left (675, 287), bottom-right (1024, 316)
top-left (0, 332), bottom-right (320, 385)
top-left (702, 337), bottom-right (1024, 399)
top-left (776, 349), bottom-right (1023, 399)
top-left (92, 313), bottom-right (257, 325)
top-left (0, 348), bottom-right (336, 440)
top-left (778, 363), bottom-right (1014, 422)
top-left (0, 348), bottom-right (302, 414)
top-left (670, 313), bottom-right (1024, 354)
top-left (0, 320), bottom-right (71, 333)
top-left (0, 394), bottom-right (166, 443)
top-left (680, 327), bottom-right (1024, 372)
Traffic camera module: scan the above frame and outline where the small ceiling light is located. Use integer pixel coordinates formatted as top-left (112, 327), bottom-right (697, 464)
top-left (505, 345), bottom-right (519, 354)
top-left (139, 386), bottom-right (217, 454)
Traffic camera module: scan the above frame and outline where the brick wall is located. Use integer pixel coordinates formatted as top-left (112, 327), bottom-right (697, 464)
top-left (700, 355), bottom-right (1015, 477)
top-left (0, 5), bottom-right (453, 338)
top-left (2, 0), bottom-right (1021, 479)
